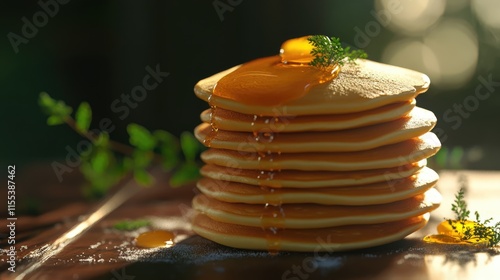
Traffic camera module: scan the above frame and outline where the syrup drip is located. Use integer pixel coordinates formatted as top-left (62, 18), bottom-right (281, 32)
top-left (423, 220), bottom-right (491, 247)
top-left (204, 94), bottom-right (218, 147)
top-left (260, 202), bottom-right (286, 254)
top-left (257, 170), bottom-right (282, 188)
top-left (256, 155), bottom-right (284, 254)
top-left (135, 230), bottom-right (175, 248)
top-left (253, 131), bottom-right (275, 143)
top-left (255, 149), bottom-right (284, 253)
top-left (251, 114), bottom-right (258, 127)
top-left (251, 115), bottom-right (284, 132)
top-left (259, 185), bottom-right (282, 206)
top-left (269, 116), bottom-right (289, 134)
top-left (207, 36), bottom-right (337, 253)
top-left (255, 150), bottom-right (282, 188)
top-left (212, 36), bottom-right (340, 107)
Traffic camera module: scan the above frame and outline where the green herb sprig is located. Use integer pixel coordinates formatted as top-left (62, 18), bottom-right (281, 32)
top-left (447, 185), bottom-right (500, 247)
top-left (451, 187), bottom-right (470, 221)
top-left (308, 35), bottom-right (367, 68)
top-left (114, 219), bottom-right (151, 231)
top-left (39, 92), bottom-right (204, 198)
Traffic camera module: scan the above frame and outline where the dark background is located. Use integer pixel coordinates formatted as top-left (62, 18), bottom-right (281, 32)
top-left (1, 0), bottom-right (499, 173)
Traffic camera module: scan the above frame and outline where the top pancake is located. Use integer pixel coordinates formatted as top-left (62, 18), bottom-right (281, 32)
top-left (195, 59), bottom-right (430, 116)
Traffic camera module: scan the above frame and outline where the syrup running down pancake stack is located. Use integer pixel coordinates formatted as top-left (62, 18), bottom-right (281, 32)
top-left (192, 36), bottom-right (442, 252)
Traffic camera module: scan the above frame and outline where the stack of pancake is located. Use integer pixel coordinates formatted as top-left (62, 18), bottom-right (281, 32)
top-left (192, 59), bottom-right (442, 252)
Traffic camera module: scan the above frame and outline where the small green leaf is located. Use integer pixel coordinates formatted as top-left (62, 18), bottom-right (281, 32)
top-left (80, 160), bottom-right (125, 199)
top-left (47, 115), bottom-right (66, 125)
top-left (180, 131), bottom-right (199, 162)
top-left (39, 92), bottom-right (57, 109)
top-left (308, 35), bottom-right (367, 68)
top-left (39, 92), bottom-right (72, 118)
top-left (132, 150), bottom-right (153, 169)
top-left (122, 157), bottom-right (134, 173)
top-left (39, 92), bottom-right (72, 126)
top-left (91, 150), bottom-right (110, 173)
top-left (114, 219), bottom-right (151, 231)
top-left (449, 146), bottom-right (464, 169)
top-left (75, 102), bottom-right (92, 133)
top-left (434, 146), bottom-right (448, 168)
top-left (127, 123), bottom-right (156, 151)
top-left (155, 130), bottom-right (180, 169)
top-left (161, 148), bottom-right (179, 170)
top-left (169, 162), bottom-right (200, 187)
top-left (155, 130), bottom-right (179, 149)
top-left (80, 164), bottom-right (110, 198)
top-left (134, 169), bottom-right (153, 186)
top-left (95, 132), bottom-right (110, 148)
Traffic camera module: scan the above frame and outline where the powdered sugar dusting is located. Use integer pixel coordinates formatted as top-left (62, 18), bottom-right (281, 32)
top-left (116, 236), bottom-right (274, 264)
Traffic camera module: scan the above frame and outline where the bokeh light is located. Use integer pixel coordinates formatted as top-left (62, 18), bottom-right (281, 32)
top-left (422, 19), bottom-right (478, 89)
top-left (445, 0), bottom-right (468, 13)
top-left (472, 0), bottom-right (500, 30)
top-left (377, 0), bottom-right (471, 88)
top-left (382, 38), bottom-right (436, 78)
top-left (375, 0), bottom-right (446, 34)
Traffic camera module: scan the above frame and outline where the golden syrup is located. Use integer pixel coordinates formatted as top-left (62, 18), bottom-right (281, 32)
top-left (212, 37), bottom-right (340, 106)
top-left (258, 185), bottom-right (278, 203)
top-left (135, 230), bottom-right (175, 248)
top-left (251, 114), bottom-right (258, 127)
top-left (423, 220), bottom-right (490, 246)
top-left (204, 94), bottom-right (218, 147)
top-left (260, 202), bottom-right (286, 254)
top-left (255, 150), bottom-right (284, 253)
top-left (210, 36), bottom-right (342, 253)
top-left (257, 170), bottom-right (282, 189)
top-left (280, 36), bottom-right (315, 64)
top-left (255, 149), bottom-right (282, 188)
top-left (252, 131), bottom-right (275, 143)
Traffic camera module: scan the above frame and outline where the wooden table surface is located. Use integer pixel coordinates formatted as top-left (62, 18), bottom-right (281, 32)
top-left (1, 165), bottom-right (499, 280)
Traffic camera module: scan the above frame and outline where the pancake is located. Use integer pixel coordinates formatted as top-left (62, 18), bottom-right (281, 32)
top-left (201, 132), bottom-right (441, 171)
top-left (192, 188), bottom-right (441, 229)
top-left (192, 37), bottom-right (440, 252)
top-left (192, 213), bottom-right (429, 252)
top-left (196, 166), bottom-right (439, 205)
top-left (194, 59), bottom-right (430, 116)
top-left (200, 100), bottom-right (416, 132)
top-left (195, 107), bottom-right (436, 153)
top-left (200, 160), bottom-right (426, 188)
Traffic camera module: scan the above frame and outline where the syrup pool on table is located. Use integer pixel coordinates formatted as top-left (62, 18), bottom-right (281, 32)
top-left (135, 230), bottom-right (176, 248)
